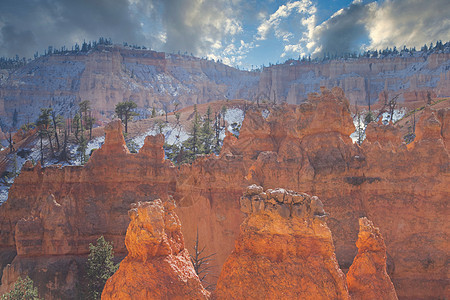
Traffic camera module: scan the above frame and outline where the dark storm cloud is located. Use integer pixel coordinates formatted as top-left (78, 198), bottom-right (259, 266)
top-left (0, 0), bottom-right (243, 59)
top-left (309, 0), bottom-right (450, 57)
top-left (309, 1), bottom-right (374, 57)
top-left (0, 0), bottom-right (147, 58)
top-left (0, 25), bottom-right (37, 57)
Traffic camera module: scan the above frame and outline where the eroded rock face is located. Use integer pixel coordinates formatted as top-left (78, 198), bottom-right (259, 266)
top-left (101, 199), bottom-right (209, 300)
top-left (3, 48), bottom-right (449, 128)
top-left (0, 87), bottom-right (448, 299)
top-left (214, 186), bottom-right (349, 299)
top-left (347, 217), bottom-right (398, 300)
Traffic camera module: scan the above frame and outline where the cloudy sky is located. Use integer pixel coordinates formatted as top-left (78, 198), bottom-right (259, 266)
top-left (0, 0), bottom-right (449, 68)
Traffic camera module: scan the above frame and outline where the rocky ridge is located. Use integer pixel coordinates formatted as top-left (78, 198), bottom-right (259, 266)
top-left (1, 45), bottom-right (449, 128)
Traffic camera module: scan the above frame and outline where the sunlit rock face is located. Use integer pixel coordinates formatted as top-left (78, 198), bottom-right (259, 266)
top-left (101, 199), bottom-right (209, 300)
top-left (347, 217), bottom-right (398, 300)
top-left (214, 185), bottom-right (350, 299)
top-left (0, 87), bottom-right (448, 299)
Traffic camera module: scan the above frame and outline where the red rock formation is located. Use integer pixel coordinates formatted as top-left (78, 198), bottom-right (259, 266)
top-left (365, 121), bottom-right (403, 147)
top-left (0, 120), bottom-right (178, 299)
top-left (214, 185), bottom-right (349, 299)
top-left (347, 217), bottom-right (398, 300)
top-left (102, 199), bottom-right (209, 299)
top-left (0, 87), bottom-right (448, 299)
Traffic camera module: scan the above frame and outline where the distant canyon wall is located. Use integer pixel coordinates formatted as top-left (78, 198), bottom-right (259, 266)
top-left (0, 45), bottom-right (449, 127)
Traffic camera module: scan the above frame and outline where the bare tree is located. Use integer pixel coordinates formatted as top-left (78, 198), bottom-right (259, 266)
top-left (190, 229), bottom-right (216, 290)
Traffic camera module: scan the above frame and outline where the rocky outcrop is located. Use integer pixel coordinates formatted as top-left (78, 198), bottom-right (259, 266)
top-left (102, 199), bottom-right (209, 299)
top-left (0, 87), bottom-right (448, 299)
top-left (0, 120), bottom-right (178, 299)
top-left (214, 185), bottom-right (349, 299)
top-left (347, 217), bottom-right (398, 300)
top-left (365, 120), bottom-right (403, 147)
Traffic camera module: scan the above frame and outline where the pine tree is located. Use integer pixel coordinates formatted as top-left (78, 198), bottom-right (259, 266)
top-left (191, 105), bottom-right (201, 156)
top-left (1, 276), bottom-right (41, 300)
top-left (190, 229), bottom-right (216, 290)
top-left (73, 112), bottom-right (81, 140)
top-left (115, 101), bottom-right (138, 133)
top-left (200, 106), bottom-right (214, 154)
top-left (85, 236), bottom-right (118, 300)
top-left (36, 108), bottom-right (54, 162)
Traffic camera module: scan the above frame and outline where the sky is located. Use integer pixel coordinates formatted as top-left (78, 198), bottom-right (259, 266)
top-left (0, 0), bottom-right (449, 68)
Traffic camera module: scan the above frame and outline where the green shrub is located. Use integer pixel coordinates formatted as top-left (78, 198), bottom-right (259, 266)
top-left (1, 276), bottom-right (40, 300)
top-left (85, 236), bottom-right (119, 300)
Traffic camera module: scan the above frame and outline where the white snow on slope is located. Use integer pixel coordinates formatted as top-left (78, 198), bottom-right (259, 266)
top-left (350, 108), bottom-right (406, 143)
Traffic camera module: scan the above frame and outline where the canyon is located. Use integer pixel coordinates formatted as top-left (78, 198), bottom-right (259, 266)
top-left (0, 87), bottom-right (448, 299)
top-left (0, 45), bottom-right (449, 128)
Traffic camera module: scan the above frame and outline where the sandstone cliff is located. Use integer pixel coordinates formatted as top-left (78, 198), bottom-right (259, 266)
top-left (262, 54), bottom-right (450, 105)
top-left (101, 199), bottom-right (209, 300)
top-left (1, 45), bottom-right (449, 128)
top-left (214, 185), bottom-right (349, 299)
top-left (0, 45), bottom-right (258, 127)
top-left (347, 217), bottom-right (398, 300)
top-left (0, 87), bottom-right (448, 299)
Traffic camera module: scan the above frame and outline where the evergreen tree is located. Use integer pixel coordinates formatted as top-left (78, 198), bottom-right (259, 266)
top-left (36, 108), bottom-right (55, 162)
top-left (190, 105), bottom-right (201, 156)
top-left (51, 111), bottom-right (63, 151)
top-left (77, 133), bottom-right (88, 165)
top-left (115, 101), bottom-right (138, 133)
top-left (79, 100), bottom-right (91, 130)
top-left (200, 106), bottom-right (214, 154)
top-left (1, 276), bottom-right (40, 300)
top-left (73, 112), bottom-right (81, 140)
top-left (85, 236), bottom-right (118, 300)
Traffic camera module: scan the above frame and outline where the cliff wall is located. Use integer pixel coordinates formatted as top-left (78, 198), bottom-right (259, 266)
top-left (1, 45), bottom-right (449, 128)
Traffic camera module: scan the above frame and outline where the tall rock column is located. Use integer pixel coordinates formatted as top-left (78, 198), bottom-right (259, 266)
top-left (347, 217), bottom-right (398, 300)
top-left (213, 185), bottom-right (349, 299)
top-left (101, 199), bottom-right (209, 300)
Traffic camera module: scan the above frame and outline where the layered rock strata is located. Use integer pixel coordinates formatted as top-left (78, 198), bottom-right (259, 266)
top-left (214, 185), bottom-right (349, 299)
top-left (101, 199), bottom-right (209, 300)
top-left (1, 45), bottom-right (449, 127)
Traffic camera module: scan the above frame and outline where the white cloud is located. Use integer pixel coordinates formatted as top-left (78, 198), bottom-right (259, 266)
top-left (209, 38), bottom-right (255, 67)
top-left (157, 0), bottom-right (244, 58)
top-left (303, 0), bottom-right (450, 57)
top-left (366, 0), bottom-right (450, 50)
top-left (256, 0), bottom-right (315, 41)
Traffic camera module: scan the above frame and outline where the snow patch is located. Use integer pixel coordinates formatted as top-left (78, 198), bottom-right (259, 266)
top-left (350, 108), bottom-right (406, 144)
top-left (224, 108), bottom-right (245, 133)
